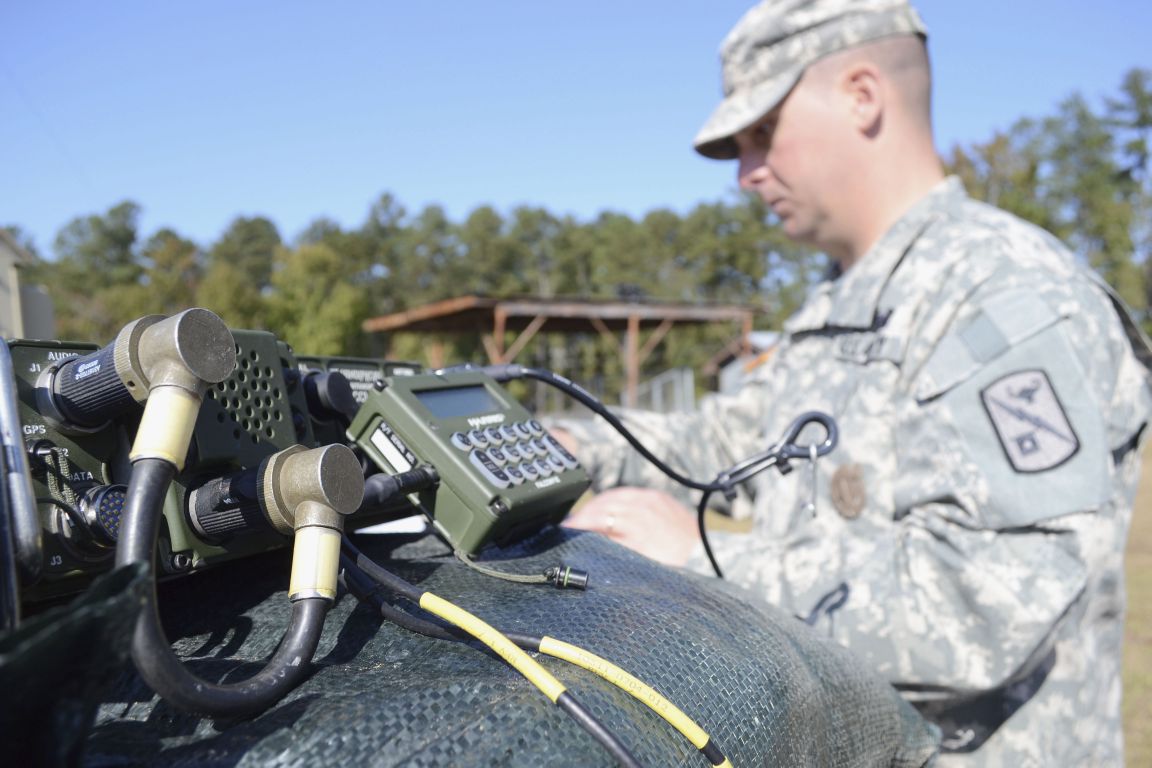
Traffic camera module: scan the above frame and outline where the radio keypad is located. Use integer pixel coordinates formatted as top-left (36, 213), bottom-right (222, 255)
top-left (452, 419), bottom-right (582, 488)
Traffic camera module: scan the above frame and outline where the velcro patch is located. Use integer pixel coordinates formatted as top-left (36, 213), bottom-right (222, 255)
top-left (980, 370), bottom-right (1079, 473)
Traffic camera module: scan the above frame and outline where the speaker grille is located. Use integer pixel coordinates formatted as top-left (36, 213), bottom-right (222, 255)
top-left (195, 331), bottom-right (308, 467)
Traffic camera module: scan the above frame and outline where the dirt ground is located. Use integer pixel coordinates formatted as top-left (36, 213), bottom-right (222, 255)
top-left (1124, 453), bottom-right (1152, 766)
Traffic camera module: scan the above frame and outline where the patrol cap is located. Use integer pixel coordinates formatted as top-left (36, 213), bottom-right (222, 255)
top-left (693, 0), bottom-right (928, 160)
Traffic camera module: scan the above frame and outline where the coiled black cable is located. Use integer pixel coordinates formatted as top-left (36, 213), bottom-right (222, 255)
top-left (116, 458), bottom-right (329, 718)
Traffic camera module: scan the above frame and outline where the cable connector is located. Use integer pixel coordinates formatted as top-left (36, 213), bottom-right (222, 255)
top-left (435, 363), bottom-right (525, 382)
top-left (544, 565), bottom-right (589, 590)
top-left (714, 473), bottom-right (739, 503)
top-left (359, 465), bottom-right (440, 512)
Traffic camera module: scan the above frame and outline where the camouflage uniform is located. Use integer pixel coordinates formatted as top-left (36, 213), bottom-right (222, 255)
top-left (552, 177), bottom-right (1152, 766)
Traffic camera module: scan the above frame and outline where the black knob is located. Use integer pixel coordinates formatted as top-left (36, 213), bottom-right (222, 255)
top-left (302, 371), bottom-right (358, 422)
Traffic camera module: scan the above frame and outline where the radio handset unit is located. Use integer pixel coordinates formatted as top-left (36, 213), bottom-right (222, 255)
top-left (347, 371), bottom-right (589, 554)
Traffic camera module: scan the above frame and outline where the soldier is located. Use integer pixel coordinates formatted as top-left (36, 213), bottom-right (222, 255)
top-left (551, 1), bottom-right (1152, 764)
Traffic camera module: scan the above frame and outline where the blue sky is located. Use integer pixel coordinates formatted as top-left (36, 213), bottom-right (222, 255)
top-left (2, 1), bottom-right (1148, 258)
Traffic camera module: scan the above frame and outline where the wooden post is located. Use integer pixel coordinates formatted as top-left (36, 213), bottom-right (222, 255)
top-left (626, 314), bottom-right (640, 407)
top-left (493, 307), bottom-right (508, 363)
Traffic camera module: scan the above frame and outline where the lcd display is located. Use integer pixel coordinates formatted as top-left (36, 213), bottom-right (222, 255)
top-left (414, 385), bottom-right (502, 419)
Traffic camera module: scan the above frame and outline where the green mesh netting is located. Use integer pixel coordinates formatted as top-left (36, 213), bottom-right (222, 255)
top-left (8, 528), bottom-right (938, 766)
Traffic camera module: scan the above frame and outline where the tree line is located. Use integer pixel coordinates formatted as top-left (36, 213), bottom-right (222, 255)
top-left (6, 68), bottom-right (1150, 402)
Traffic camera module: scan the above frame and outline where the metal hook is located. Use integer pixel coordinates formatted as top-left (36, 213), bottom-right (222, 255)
top-left (774, 411), bottom-right (838, 462)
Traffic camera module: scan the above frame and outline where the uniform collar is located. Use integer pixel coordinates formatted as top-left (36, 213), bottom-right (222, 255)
top-left (785, 176), bottom-right (967, 333)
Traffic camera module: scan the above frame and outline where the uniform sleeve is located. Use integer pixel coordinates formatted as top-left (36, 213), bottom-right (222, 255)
top-left (691, 282), bottom-right (1150, 694)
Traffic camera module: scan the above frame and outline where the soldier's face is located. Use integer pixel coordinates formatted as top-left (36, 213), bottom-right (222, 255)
top-left (734, 74), bottom-right (850, 258)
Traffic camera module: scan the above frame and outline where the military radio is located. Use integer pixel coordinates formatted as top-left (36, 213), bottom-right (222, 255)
top-left (347, 370), bottom-right (589, 554)
top-left (2, 326), bottom-right (424, 606)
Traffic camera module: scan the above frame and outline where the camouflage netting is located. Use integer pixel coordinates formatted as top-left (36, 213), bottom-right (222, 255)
top-left (0, 563), bottom-right (147, 767)
top-left (23, 528), bottom-right (938, 766)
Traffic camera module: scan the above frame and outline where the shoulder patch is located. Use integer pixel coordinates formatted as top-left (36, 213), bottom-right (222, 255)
top-left (980, 369), bottom-right (1079, 473)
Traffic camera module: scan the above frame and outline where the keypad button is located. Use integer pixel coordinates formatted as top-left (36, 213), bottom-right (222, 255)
top-left (528, 419), bottom-right (545, 436)
top-left (506, 465), bottom-right (526, 485)
top-left (450, 432), bottom-right (473, 451)
top-left (469, 449), bottom-right (511, 488)
top-left (488, 446), bottom-right (508, 466)
top-left (542, 434), bottom-right (581, 470)
top-left (514, 422), bottom-right (533, 439)
top-left (520, 462), bottom-right (540, 481)
top-left (469, 429), bottom-right (489, 448)
top-left (485, 426), bottom-right (505, 445)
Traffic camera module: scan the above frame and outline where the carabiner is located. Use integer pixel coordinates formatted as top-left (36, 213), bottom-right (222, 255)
top-left (774, 411), bottom-right (838, 462)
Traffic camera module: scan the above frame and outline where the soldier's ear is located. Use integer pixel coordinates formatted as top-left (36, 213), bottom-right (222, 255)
top-left (840, 63), bottom-right (883, 137)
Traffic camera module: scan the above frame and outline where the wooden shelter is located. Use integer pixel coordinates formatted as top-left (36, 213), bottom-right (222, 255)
top-left (362, 295), bottom-right (756, 406)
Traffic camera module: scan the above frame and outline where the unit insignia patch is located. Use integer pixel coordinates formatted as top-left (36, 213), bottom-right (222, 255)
top-left (980, 369), bottom-right (1079, 473)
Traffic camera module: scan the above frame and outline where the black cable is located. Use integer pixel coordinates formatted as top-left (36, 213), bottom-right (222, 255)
top-left (117, 458), bottom-right (329, 718)
top-left (505, 366), bottom-right (727, 493)
top-left (477, 363), bottom-right (836, 492)
top-left (474, 365), bottom-right (837, 583)
top-left (339, 552), bottom-right (643, 767)
top-left (340, 557), bottom-right (549, 653)
top-left (340, 555), bottom-right (454, 637)
top-left (358, 465), bottom-right (440, 514)
top-left (340, 536), bottom-right (423, 603)
top-left (557, 691), bottom-right (645, 768)
top-left (695, 490), bottom-right (724, 579)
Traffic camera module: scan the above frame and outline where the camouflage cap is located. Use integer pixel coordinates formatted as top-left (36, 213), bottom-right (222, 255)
top-left (693, 0), bottom-right (927, 160)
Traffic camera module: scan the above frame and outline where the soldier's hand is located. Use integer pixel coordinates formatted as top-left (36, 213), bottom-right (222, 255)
top-left (563, 487), bottom-right (700, 567)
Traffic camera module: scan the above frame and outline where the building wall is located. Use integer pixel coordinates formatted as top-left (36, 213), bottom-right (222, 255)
top-left (0, 231), bottom-right (55, 339)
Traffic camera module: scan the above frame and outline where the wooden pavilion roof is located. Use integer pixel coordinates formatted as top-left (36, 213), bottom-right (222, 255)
top-left (362, 295), bottom-right (759, 405)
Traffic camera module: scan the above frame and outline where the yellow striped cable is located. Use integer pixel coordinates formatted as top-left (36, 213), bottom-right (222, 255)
top-left (418, 592), bottom-right (568, 703)
top-left (539, 636), bottom-right (732, 768)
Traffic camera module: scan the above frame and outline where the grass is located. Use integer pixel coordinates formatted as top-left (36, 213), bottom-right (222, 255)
top-left (1124, 452), bottom-right (1152, 766)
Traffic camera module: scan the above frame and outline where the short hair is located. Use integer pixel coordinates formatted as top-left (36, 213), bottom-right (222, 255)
top-left (807, 35), bottom-right (932, 129)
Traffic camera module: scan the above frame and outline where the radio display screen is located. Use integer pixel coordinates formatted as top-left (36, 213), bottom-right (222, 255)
top-left (414, 385), bottom-right (502, 419)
